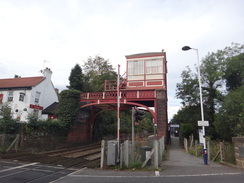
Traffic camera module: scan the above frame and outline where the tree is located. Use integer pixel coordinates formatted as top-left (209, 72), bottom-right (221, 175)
top-left (175, 43), bottom-right (244, 140)
top-left (171, 105), bottom-right (201, 139)
top-left (176, 66), bottom-right (199, 106)
top-left (82, 55), bottom-right (117, 92)
top-left (0, 103), bottom-right (19, 134)
top-left (67, 64), bottom-right (84, 91)
top-left (56, 89), bottom-right (81, 134)
top-left (214, 86), bottom-right (244, 141)
top-left (224, 53), bottom-right (244, 91)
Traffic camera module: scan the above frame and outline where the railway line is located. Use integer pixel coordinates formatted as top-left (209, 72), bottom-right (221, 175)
top-left (1, 142), bottom-right (102, 169)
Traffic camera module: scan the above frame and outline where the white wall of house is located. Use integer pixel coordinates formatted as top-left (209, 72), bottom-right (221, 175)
top-left (0, 68), bottom-right (59, 122)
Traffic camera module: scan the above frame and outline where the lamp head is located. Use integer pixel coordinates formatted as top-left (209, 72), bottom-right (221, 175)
top-left (182, 46), bottom-right (192, 51)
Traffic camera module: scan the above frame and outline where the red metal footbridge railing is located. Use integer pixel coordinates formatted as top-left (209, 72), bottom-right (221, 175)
top-left (80, 90), bottom-right (156, 100)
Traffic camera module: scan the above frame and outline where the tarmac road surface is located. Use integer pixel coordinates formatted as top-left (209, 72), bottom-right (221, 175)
top-left (0, 137), bottom-right (243, 183)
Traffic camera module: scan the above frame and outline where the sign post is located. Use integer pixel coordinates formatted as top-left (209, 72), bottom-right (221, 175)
top-left (198, 121), bottom-right (209, 165)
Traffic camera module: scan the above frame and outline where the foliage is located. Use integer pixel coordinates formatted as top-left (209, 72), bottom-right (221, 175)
top-left (0, 103), bottom-right (19, 134)
top-left (135, 112), bottom-right (154, 135)
top-left (181, 123), bottom-right (195, 140)
top-left (214, 86), bottom-right (244, 141)
top-left (224, 53), bottom-right (244, 91)
top-left (56, 89), bottom-right (81, 133)
top-left (92, 109), bottom-right (154, 140)
top-left (176, 66), bottom-right (199, 106)
top-left (67, 64), bottom-right (84, 91)
top-left (82, 55), bottom-right (117, 92)
top-left (174, 43), bottom-right (244, 141)
top-left (24, 116), bottom-right (71, 137)
top-left (171, 105), bottom-right (200, 139)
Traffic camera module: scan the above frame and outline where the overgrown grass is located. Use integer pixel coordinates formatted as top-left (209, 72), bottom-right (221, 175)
top-left (186, 140), bottom-right (236, 165)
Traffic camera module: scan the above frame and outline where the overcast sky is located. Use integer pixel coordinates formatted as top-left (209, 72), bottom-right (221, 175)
top-left (0, 0), bottom-right (244, 121)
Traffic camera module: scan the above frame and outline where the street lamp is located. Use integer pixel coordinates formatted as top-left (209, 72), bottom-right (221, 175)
top-left (182, 46), bottom-right (208, 165)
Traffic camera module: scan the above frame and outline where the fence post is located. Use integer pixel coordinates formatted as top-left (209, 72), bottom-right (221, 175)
top-left (207, 141), bottom-right (210, 161)
top-left (184, 138), bottom-right (188, 153)
top-left (195, 140), bottom-right (198, 156)
top-left (220, 142), bottom-right (223, 162)
top-left (14, 134), bottom-right (20, 152)
top-left (124, 140), bottom-right (129, 167)
top-left (100, 140), bottom-right (105, 168)
top-left (120, 144), bottom-right (123, 168)
top-left (190, 134), bottom-right (194, 148)
top-left (153, 140), bottom-right (159, 169)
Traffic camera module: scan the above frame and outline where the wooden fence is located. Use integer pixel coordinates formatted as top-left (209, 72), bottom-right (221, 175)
top-left (183, 137), bottom-right (236, 165)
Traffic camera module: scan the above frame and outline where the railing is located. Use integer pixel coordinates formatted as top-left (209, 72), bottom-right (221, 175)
top-left (80, 90), bottom-right (156, 100)
top-left (104, 79), bottom-right (127, 91)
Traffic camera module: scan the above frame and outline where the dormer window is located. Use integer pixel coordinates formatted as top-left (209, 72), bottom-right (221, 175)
top-left (8, 91), bottom-right (13, 102)
top-left (19, 92), bottom-right (25, 102)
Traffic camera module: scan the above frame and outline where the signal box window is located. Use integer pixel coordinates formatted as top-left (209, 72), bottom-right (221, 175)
top-left (146, 59), bottom-right (163, 74)
top-left (128, 60), bottom-right (144, 75)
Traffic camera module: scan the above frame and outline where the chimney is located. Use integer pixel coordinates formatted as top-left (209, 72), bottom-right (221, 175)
top-left (43, 67), bottom-right (52, 81)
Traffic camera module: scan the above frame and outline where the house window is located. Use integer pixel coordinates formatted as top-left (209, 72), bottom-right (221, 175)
top-left (19, 93), bottom-right (25, 102)
top-left (146, 59), bottom-right (163, 74)
top-left (35, 92), bottom-right (41, 104)
top-left (8, 91), bottom-right (13, 102)
top-left (128, 60), bottom-right (144, 75)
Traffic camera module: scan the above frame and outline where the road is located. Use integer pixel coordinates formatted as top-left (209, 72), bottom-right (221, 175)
top-left (0, 160), bottom-right (75, 183)
top-left (0, 137), bottom-right (243, 183)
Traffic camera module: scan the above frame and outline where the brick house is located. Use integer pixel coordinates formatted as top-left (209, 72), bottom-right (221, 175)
top-left (0, 68), bottom-right (59, 122)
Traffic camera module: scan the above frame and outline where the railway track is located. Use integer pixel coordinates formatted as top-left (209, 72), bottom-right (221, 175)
top-left (1, 142), bottom-right (102, 169)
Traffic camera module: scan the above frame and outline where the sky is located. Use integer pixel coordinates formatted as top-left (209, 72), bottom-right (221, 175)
top-left (0, 0), bottom-right (244, 121)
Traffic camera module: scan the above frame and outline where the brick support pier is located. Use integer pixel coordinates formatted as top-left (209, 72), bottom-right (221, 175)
top-left (156, 89), bottom-right (168, 143)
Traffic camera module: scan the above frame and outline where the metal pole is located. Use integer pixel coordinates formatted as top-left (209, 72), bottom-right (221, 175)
top-left (132, 107), bottom-right (135, 163)
top-left (194, 48), bottom-right (207, 165)
top-left (117, 64), bottom-right (120, 163)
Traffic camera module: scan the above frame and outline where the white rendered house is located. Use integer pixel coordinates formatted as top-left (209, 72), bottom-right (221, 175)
top-left (0, 68), bottom-right (59, 122)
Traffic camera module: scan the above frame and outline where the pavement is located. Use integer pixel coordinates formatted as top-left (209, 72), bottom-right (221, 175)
top-left (52, 136), bottom-right (243, 182)
top-left (161, 136), bottom-right (243, 175)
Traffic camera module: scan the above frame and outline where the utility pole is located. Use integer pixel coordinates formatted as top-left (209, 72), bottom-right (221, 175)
top-left (132, 107), bottom-right (135, 163)
top-left (117, 64), bottom-right (120, 163)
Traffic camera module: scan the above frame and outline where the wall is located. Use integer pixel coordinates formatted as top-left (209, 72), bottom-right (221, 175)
top-left (232, 137), bottom-right (244, 169)
top-left (156, 89), bottom-right (168, 143)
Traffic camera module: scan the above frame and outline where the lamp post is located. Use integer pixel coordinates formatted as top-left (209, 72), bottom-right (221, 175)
top-left (182, 46), bottom-right (208, 165)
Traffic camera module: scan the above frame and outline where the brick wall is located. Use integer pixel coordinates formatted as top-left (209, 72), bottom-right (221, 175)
top-left (156, 90), bottom-right (168, 143)
top-left (232, 137), bottom-right (244, 169)
top-left (68, 107), bottom-right (92, 143)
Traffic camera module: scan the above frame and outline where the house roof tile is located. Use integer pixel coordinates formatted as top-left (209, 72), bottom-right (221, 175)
top-left (0, 76), bottom-right (45, 89)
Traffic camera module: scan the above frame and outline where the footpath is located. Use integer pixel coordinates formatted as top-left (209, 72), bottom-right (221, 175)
top-left (161, 136), bottom-right (242, 175)
top-left (53, 136), bottom-right (243, 182)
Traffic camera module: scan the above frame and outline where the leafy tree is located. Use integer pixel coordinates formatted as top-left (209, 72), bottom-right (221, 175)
top-left (181, 123), bottom-right (195, 140)
top-left (0, 103), bottom-right (19, 134)
top-left (67, 64), bottom-right (84, 91)
top-left (214, 86), bottom-right (244, 141)
top-left (176, 66), bottom-right (199, 106)
top-left (136, 112), bottom-right (154, 134)
top-left (224, 53), bottom-right (244, 91)
top-left (175, 43), bottom-right (244, 140)
top-left (82, 55), bottom-right (117, 92)
top-left (171, 105), bottom-right (201, 139)
top-left (56, 89), bottom-right (81, 133)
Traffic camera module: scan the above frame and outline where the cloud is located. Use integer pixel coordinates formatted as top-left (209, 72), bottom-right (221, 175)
top-left (0, 0), bottom-right (244, 121)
